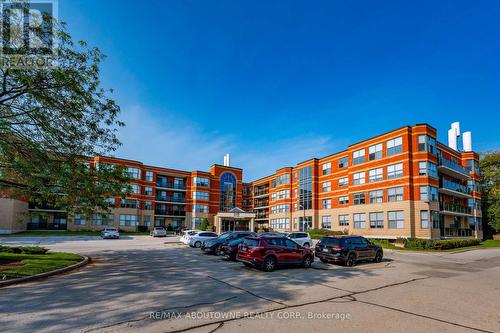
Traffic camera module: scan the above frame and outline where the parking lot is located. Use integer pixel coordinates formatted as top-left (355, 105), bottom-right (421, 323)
top-left (0, 235), bottom-right (499, 333)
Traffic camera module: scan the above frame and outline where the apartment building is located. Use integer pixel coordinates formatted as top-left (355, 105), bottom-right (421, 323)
top-left (0, 123), bottom-right (482, 239)
top-left (254, 123), bottom-right (482, 239)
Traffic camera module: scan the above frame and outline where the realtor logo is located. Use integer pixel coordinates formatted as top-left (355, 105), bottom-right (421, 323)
top-left (1, 0), bottom-right (58, 67)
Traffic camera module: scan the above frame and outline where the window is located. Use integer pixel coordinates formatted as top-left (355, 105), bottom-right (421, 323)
top-left (144, 201), bottom-right (152, 210)
top-left (74, 214), bottom-right (86, 225)
top-left (130, 184), bottom-right (140, 194)
top-left (192, 217), bottom-right (202, 229)
top-left (92, 213), bottom-right (114, 226)
top-left (193, 204), bottom-right (209, 213)
top-left (353, 172), bottom-right (365, 185)
top-left (193, 177), bottom-right (209, 187)
top-left (322, 199), bottom-right (331, 209)
top-left (145, 171), bottom-right (153, 182)
top-left (429, 186), bottom-right (438, 201)
top-left (144, 187), bottom-right (153, 196)
top-left (466, 159), bottom-right (480, 174)
top-left (321, 216), bottom-right (332, 229)
top-left (387, 163), bottom-right (403, 179)
top-left (270, 218), bottom-right (290, 229)
top-left (271, 204), bottom-right (290, 214)
top-left (431, 211), bottom-right (440, 229)
top-left (322, 181), bottom-right (331, 192)
top-left (193, 191), bottom-right (209, 201)
top-left (299, 166), bottom-right (313, 210)
top-left (369, 190), bottom-right (383, 203)
top-left (420, 211), bottom-right (429, 229)
top-left (387, 136), bottom-right (403, 156)
top-left (369, 143), bottom-right (382, 160)
top-left (420, 186), bottom-right (428, 201)
top-left (370, 212), bottom-right (384, 228)
top-left (418, 161), bottom-right (437, 178)
top-left (294, 189), bottom-right (298, 198)
top-left (121, 199), bottom-right (138, 208)
top-left (272, 189), bottom-right (290, 201)
top-left (338, 177), bottom-right (348, 187)
top-left (387, 187), bottom-right (404, 202)
top-left (339, 214), bottom-right (349, 226)
top-left (338, 157), bottom-right (348, 168)
top-left (418, 135), bottom-right (436, 154)
top-left (143, 215), bottom-right (151, 227)
top-left (353, 213), bottom-right (366, 228)
top-left (388, 211), bottom-right (404, 229)
top-left (126, 167), bottom-right (141, 179)
top-left (353, 192), bottom-right (365, 205)
top-left (339, 196), bottom-right (349, 205)
top-left (353, 149), bottom-right (365, 165)
top-left (369, 168), bottom-right (383, 182)
top-left (322, 162), bottom-right (331, 175)
top-left (119, 214), bottom-right (138, 226)
top-left (272, 174), bottom-right (291, 187)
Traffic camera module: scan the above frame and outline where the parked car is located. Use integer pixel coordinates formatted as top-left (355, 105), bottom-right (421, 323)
top-left (101, 227), bottom-right (120, 239)
top-left (236, 236), bottom-right (314, 272)
top-left (315, 235), bottom-right (383, 266)
top-left (150, 227), bottom-right (167, 237)
top-left (201, 231), bottom-right (257, 254)
top-left (220, 238), bottom-right (246, 261)
top-left (180, 230), bottom-right (199, 244)
top-left (258, 232), bottom-right (288, 237)
top-left (189, 232), bottom-right (219, 248)
top-left (286, 232), bottom-right (312, 248)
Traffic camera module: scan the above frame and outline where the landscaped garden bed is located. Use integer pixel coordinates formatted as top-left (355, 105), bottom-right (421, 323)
top-left (0, 245), bottom-right (84, 280)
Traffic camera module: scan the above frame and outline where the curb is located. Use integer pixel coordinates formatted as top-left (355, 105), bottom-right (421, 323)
top-left (0, 255), bottom-right (91, 288)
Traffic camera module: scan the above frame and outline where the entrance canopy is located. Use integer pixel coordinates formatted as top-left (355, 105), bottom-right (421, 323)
top-left (215, 208), bottom-right (256, 233)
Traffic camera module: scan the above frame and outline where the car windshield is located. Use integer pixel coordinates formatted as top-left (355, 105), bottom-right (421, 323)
top-left (218, 233), bottom-right (233, 240)
top-left (319, 237), bottom-right (343, 246)
top-left (228, 238), bottom-right (245, 246)
top-left (155, 228), bottom-right (163, 230)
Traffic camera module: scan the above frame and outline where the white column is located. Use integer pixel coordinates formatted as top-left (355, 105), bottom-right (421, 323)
top-left (250, 218), bottom-right (255, 232)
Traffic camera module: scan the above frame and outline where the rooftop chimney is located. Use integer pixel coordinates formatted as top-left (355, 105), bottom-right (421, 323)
top-left (223, 153), bottom-right (230, 166)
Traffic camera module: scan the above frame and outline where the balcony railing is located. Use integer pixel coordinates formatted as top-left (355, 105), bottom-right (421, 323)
top-left (440, 203), bottom-right (472, 215)
top-left (155, 195), bottom-right (186, 203)
top-left (439, 157), bottom-right (469, 176)
top-left (154, 210), bottom-right (186, 216)
top-left (441, 179), bottom-right (472, 195)
top-left (255, 212), bottom-right (269, 219)
top-left (27, 222), bottom-right (67, 230)
top-left (28, 202), bottom-right (66, 211)
top-left (444, 228), bottom-right (473, 237)
top-left (254, 190), bottom-right (269, 197)
top-left (155, 182), bottom-right (186, 190)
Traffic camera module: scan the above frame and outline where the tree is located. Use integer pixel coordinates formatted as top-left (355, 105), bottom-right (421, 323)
top-left (199, 218), bottom-right (209, 231)
top-left (0, 8), bottom-right (129, 217)
top-left (479, 151), bottom-right (500, 234)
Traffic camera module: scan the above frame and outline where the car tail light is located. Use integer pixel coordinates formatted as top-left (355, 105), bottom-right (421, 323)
top-left (328, 246), bottom-right (344, 251)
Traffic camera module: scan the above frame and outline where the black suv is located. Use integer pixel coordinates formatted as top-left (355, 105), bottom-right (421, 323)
top-left (315, 235), bottom-right (383, 266)
top-left (201, 231), bottom-right (257, 255)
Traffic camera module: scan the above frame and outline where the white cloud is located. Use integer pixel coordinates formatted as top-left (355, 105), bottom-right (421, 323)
top-left (115, 105), bottom-right (346, 181)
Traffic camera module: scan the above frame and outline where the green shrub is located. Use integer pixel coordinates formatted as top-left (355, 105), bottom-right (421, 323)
top-left (404, 238), bottom-right (481, 250)
top-left (370, 239), bottom-right (392, 248)
top-left (137, 225), bottom-right (149, 232)
top-left (308, 228), bottom-right (347, 239)
top-left (0, 245), bottom-right (49, 254)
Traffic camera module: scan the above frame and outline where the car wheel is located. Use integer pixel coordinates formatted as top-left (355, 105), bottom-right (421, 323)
top-left (302, 255), bottom-right (313, 268)
top-left (345, 253), bottom-right (356, 267)
top-left (262, 256), bottom-right (277, 272)
top-left (194, 241), bottom-right (202, 248)
top-left (303, 243), bottom-right (310, 248)
top-left (373, 251), bottom-right (383, 263)
top-left (320, 258), bottom-right (329, 264)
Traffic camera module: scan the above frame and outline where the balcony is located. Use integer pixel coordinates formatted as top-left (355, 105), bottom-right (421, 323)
top-left (444, 228), bottom-right (473, 238)
top-left (154, 210), bottom-right (186, 217)
top-left (439, 179), bottom-right (473, 199)
top-left (440, 203), bottom-right (472, 216)
top-left (155, 182), bottom-right (186, 190)
top-left (28, 202), bottom-right (66, 212)
top-left (154, 195), bottom-right (186, 204)
top-left (255, 212), bottom-right (269, 220)
top-left (438, 157), bottom-right (470, 180)
top-left (27, 222), bottom-right (67, 231)
top-left (253, 190), bottom-right (269, 198)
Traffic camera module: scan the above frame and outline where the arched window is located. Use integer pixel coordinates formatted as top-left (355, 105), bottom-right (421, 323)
top-left (220, 172), bottom-right (236, 211)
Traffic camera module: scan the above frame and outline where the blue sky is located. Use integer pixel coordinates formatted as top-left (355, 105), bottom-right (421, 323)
top-left (60, 0), bottom-right (500, 180)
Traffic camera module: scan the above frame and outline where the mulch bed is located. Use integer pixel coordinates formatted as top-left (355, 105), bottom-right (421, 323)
top-left (0, 259), bottom-right (24, 271)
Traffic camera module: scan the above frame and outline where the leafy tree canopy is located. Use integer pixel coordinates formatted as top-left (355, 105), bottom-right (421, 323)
top-left (480, 151), bottom-right (500, 232)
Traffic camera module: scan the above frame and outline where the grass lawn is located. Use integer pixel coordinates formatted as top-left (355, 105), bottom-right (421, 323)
top-left (0, 251), bottom-right (84, 279)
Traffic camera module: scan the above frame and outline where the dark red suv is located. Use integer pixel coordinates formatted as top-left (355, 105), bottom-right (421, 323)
top-left (236, 236), bottom-right (314, 272)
